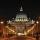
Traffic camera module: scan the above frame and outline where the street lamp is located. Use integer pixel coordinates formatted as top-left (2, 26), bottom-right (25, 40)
top-left (35, 21), bottom-right (39, 40)
top-left (36, 21), bottom-right (39, 24)
top-left (36, 21), bottom-right (39, 33)
top-left (33, 21), bottom-right (39, 40)
top-left (0, 21), bottom-right (4, 24)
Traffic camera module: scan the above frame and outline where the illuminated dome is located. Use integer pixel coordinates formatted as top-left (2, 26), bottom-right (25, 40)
top-left (15, 6), bottom-right (29, 22)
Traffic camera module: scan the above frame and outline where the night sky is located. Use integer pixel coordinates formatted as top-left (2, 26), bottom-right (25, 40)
top-left (0, 0), bottom-right (40, 19)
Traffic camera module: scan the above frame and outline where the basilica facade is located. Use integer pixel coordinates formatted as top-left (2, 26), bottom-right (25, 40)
top-left (0, 6), bottom-right (38, 40)
top-left (6, 6), bottom-right (35, 36)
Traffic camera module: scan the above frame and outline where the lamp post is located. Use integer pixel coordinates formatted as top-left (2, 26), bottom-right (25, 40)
top-left (35, 21), bottom-right (39, 40)
top-left (33, 21), bottom-right (39, 40)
